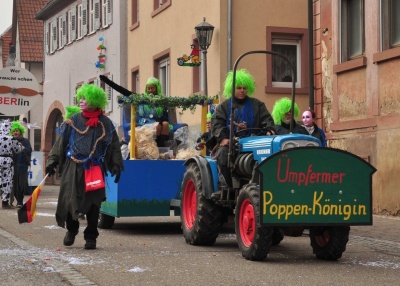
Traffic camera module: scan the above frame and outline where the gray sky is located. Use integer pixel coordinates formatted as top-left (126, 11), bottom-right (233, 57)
top-left (0, 0), bottom-right (13, 35)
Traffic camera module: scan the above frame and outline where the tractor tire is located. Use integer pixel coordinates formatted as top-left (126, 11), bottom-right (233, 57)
top-left (98, 213), bottom-right (115, 229)
top-left (309, 226), bottom-right (350, 261)
top-left (235, 183), bottom-right (273, 261)
top-left (180, 163), bottom-right (223, 245)
top-left (272, 228), bottom-right (284, 245)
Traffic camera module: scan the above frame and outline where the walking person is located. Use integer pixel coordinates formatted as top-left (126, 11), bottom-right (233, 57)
top-left (45, 84), bottom-right (123, 249)
top-left (10, 121), bottom-right (32, 208)
top-left (0, 120), bottom-right (24, 208)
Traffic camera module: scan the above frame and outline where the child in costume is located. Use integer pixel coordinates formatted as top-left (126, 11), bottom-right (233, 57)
top-left (10, 121), bottom-right (32, 207)
top-left (302, 109), bottom-right (327, 146)
top-left (46, 84), bottom-right (123, 249)
top-left (136, 77), bottom-right (170, 147)
top-left (271, 97), bottom-right (308, 135)
top-left (211, 69), bottom-right (275, 187)
top-left (196, 112), bottom-right (212, 155)
top-left (0, 120), bottom-right (24, 208)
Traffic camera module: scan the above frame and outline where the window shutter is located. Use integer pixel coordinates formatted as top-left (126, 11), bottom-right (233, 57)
top-left (106, 0), bottom-right (113, 25)
top-left (105, 74), bottom-right (113, 113)
top-left (94, 0), bottom-right (101, 30)
top-left (82, 0), bottom-right (88, 36)
top-left (45, 22), bottom-right (49, 54)
top-left (71, 7), bottom-right (76, 41)
top-left (62, 13), bottom-right (67, 47)
top-left (52, 18), bottom-right (58, 52)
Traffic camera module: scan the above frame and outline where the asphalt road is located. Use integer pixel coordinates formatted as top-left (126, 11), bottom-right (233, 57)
top-left (1, 186), bottom-right (400, 286)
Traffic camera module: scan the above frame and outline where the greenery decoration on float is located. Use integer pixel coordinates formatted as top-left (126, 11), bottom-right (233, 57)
top-left (117, 93), bottom-right (219, 113)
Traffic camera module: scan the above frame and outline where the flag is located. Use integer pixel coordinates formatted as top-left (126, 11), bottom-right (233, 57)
top-left (18, 174), bottom-right (49, 224)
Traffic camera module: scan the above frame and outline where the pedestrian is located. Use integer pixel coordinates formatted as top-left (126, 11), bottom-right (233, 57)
top-left (211, 69), bottom-right (275, 188)
top-left (45, 84), bottom-right (124, 249)
top-left (137, 77), bottom-right (171, 147)
top-left (302, 109), bottom-right (327, 146)
top-left (10, 121), bottom-right (32, 208)
top-left (0, 120), bottom-right (24, 208)
top-left (271, 97), bottom-right (308, 135)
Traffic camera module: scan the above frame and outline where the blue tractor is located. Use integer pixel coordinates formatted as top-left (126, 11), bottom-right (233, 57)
top-left (179, 51), bottom-right (358, 261)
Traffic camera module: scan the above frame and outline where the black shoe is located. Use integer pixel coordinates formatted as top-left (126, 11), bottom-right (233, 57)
top-left (2, 201), bottom-right (14, 209)
top-left (63, 231), bottom-right (78, 246)
top-left (84, 238), bottom-right (96, 250)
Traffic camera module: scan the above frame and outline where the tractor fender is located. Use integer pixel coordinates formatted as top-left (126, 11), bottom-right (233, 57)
top-left (184, 156), bottom-right (217, 199)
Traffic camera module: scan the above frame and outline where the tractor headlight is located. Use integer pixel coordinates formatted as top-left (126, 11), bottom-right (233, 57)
top-left (282, 141), bottom-right (298, 149)
top-left (282, 140), bottom-right (320, 150)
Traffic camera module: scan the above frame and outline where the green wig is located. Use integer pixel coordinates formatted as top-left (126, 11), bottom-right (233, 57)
top-left (75, 84), bottom-right (108, 111)
top-left (271, 97), bottom-right (300, 125)
top-left (10, 121), bottom-right (26, 135)
top-left (145, 77), bottom-right (162, 95)
top-left (206, 112), bottom-right (212, 120)
top-left (64, 105), bottom-right (81, 120)
top-left (223, 69), bottom-right (256, 99)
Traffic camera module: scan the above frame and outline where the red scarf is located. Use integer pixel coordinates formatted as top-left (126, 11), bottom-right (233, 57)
top-left (82, 110), bottom-right (103, 127)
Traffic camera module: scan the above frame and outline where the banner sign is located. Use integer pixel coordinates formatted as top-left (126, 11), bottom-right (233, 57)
top-left (257, 147), bottom-right (376, 225)
top-left (0, 66), bottom-right (40, 115)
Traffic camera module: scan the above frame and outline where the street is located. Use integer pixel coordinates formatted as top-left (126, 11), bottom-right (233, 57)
top-left (1, 185), bottom-right (400, 286)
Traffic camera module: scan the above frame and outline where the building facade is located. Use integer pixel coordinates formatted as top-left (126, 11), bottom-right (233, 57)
top-left (36, 0), bottom-right (127, 184)
top-left (315, 0), bottom-right (400, 215)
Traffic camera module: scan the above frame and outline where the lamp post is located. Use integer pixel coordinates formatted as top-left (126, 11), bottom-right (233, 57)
top-left (195, 17), bottom-right (214, 97)
top-left (195, 18), bottom-right (214, 138)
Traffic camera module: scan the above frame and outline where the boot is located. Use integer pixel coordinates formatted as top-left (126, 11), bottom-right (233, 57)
top-left (2, 200), bottom-right (14, 209)
top-left (63, 231), bottom-right (79, 246)
top-left (84, 238), bottom-right (97, 250)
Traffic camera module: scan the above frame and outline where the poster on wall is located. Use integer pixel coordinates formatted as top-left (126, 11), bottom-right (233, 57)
top-left (28, 151), bottom-right (43, 188)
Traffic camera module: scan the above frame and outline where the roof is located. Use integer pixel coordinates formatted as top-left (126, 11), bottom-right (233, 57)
top-left (1, 27), bottom-right (12, 67)
top-left (16, 0), bottom-right (48, 62)
top-left (35, 0), bottom-right (75, 20)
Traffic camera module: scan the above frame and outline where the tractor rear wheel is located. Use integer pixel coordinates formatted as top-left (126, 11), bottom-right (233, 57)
top-left (309, 226), bottom-right (350, 260)
top-left (180, 163), bottom-right (223, 245)
top-left (98, 213), bottom-right (115, 229)
top-left (235, 183), bottom-right (273, 261)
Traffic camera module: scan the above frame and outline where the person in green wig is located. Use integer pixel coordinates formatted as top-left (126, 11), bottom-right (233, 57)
top-left (211, 69), bottom-right (275, 188)
top-left (137, 77), bottom-right (170, 147)
top-left (10, 121), bottom-right (32, 208)
top-left (45, 84), bottom-right (124, 250)
top-left (197, 112), bottom-right (213, 155)
top-left (271, 97), bottom-right (308, 135)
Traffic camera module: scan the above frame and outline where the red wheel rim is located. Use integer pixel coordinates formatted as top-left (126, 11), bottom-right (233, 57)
top-left (183, 178), bottom-right (197, 230)
top-left (239, 198), bottom-right (255, 247)
top-left (315, 230), bottom-right (330, 247)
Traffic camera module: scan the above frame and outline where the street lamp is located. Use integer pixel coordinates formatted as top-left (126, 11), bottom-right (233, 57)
top-left (195, 17), bottom-right (214, 97)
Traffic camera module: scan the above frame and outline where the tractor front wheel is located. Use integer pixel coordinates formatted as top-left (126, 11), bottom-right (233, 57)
top-left (309, 226), bottom-right (350, 260)
top-left (180, 163), bottom-right (223, 245)
top-left (235, 183), bottom-right (273, 261)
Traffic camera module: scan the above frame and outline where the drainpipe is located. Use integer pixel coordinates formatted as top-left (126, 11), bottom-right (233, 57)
top-left (227, 0), bottom-right (232, 72)
top-left (308, 0), bottom-right (314, 109)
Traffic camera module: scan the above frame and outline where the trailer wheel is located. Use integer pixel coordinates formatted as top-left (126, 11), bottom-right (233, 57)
top-left (309, 226), bottom-right (350, 261)
top-left (98, 213), bottom-right (115, 229)
top-left (235, 183), bottom-right (273, 261)
top-left (180, 163), bottom-right (223, 245)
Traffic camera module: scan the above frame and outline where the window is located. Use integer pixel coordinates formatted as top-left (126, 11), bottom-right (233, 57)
top-left (131, 69), bottom-right (140, 93)
top-left (68, 8), bottom-right (76, 43)
top-left (152, 0), bottom-right (171, 17)
top-left (266, 27), bottom-right (308, 94)
top-left (102, 0), bottom-right (113, 28)
top-left (77, 4), bottom-right (83, 39)
top-left (89, 0), bottom-right (100, 33)
top-left (50, 19), bottom-right (58, 53)
top-left (82, 0), bottom-right (88, 37)
top-left (131, 0), bottom-right (139, 28)
top-left (33, 129), bottom-right (41, 151)
top-left (380, 0), bottom-right (400, 50)
top-left (158, 58), bottom-right (170, 96)
top-left (89, 0), bottom-right (95, 33)
top-left (340, 0), bottom-right (365, 61)
top-left (272, 39), bottom-right (301, 88)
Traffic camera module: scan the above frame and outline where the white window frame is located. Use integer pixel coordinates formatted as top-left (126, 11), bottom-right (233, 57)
top-left (158, 58), bottom-right (170, 96)
top-left (271, 39), bottom-right (301, 88)
top-left (89, 0), bottom-right (95, 33)
top-left (68, 8), bottom-right (76, 43)
top-left (58, 16), bottom-right (63, 49)
top-left (102, 0), bottom-right (112, 28)
top-left (77, 4), bottom-right (83, 39)
top-left (50, 19), bottom-right (58, 53)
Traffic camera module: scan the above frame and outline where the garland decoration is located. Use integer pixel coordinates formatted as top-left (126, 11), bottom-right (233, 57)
top-left (117, 93), bottom-right (219, 114)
